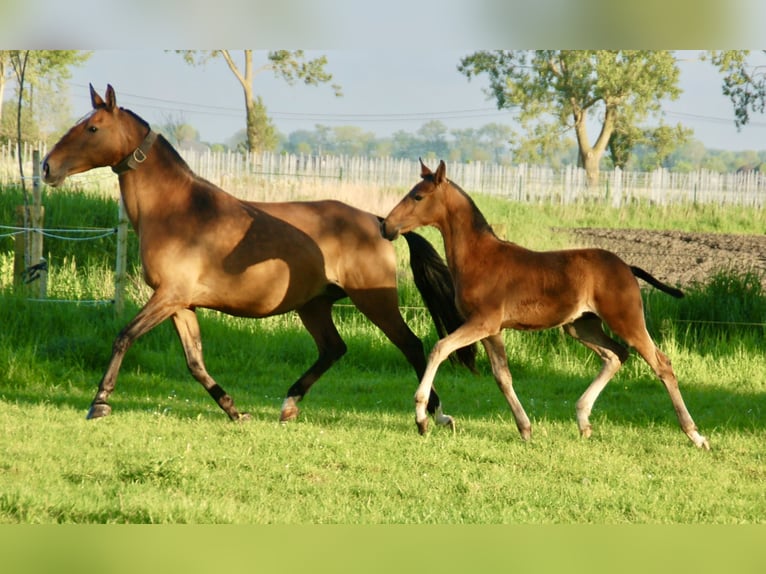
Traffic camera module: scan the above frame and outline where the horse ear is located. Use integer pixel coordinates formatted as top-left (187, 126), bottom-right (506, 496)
top-left (90, 84), bottom-right (104, 109)
top-left (419, 158), bottom-right (432, 178)
top-left (104, 84), bottom-right (117, 110)
top-left (434, 160), bottom-right (447, 184)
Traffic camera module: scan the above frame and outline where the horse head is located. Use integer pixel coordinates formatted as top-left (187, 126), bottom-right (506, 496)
top-left (42, 84), bottom-right (148, 186)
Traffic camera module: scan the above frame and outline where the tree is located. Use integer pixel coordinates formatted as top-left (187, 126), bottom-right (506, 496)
top-left (706, 50), bottom-right (766, 129)
top-left (642, 124), bottom-right (693, 170)
top-left (458, 50), bottom-right (682, 185)
top-left (417, 120), bottom-right (450, 160)
top-left (1, 50), bottom-right (90, 190)
top-left (478, 123), bottom-right (513, 163)
top-left (176, 50), bottom-right (341, 152)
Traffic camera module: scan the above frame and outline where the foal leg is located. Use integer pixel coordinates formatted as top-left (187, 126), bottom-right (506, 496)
top-left (415, 320), bottom-right (488, 435)
top-left (88, 290), bottom-right (180, 419)
top-left (481, 334), bottom-right (531, 440)
top-left (348, 287), bottom-right (452, 428)
top-left (629, 333), bottom-right (710, 450)
top-left (280, 297), bottom-right (347, 422)
top-left (171, 308), bottom-right (247, 421)
top-left (563, 314), bottom-right (629, 439)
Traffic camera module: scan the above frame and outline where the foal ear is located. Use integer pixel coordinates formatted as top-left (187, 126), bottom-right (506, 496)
top-left (89, 84), bottom-right (104, 109)
top-left (419, 157), bottom-right (432, 178)
top-left (104, 84), bottom-right (117, 110)
top-left (434, 160), bottom-right (447, 184)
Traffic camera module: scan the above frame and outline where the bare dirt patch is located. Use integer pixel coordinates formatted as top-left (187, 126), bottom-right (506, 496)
top-left (557, 228), bottom-right (766, 289)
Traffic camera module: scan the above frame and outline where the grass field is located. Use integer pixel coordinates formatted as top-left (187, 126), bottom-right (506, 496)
top-left (0, 184), bottom-right (764, 524)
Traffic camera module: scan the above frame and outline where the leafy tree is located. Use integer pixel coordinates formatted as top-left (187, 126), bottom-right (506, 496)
top-left (416, 120), bottom-right (450, 159)
top-left (607, 119), bottom-right (645, 169)
top-left (458, 50), bottom-right (682, 185)
top-left (332, 125), bottom-right (375, 156)
top-left (389, 129), bottom-right (420, 159)
top-left (0, 50), bottom-right (90, 191)
top-left (176, 50), bottom-right (341, 152)
top-left (642, 124), bottom-right (693, 169)
top-left (706, 50), bottom-right (766, 129)
top-left (478, 123), bottom-right (513, 163)
top-left (156, 112), bottom-right (200, 147)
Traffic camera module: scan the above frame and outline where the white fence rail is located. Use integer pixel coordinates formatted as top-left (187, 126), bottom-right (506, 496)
top-left (2, 141), bottom-right (764, 208)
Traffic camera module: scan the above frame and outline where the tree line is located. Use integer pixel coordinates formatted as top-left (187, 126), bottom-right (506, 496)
top-left (2, 50), bottom-right (765, 181)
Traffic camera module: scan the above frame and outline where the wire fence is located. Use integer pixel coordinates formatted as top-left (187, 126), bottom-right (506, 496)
top-left (1, 143), bottom-right (763, 329)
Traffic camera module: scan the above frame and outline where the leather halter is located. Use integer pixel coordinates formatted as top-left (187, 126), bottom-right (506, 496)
top-left (112, 129), bottom-right (157, 175)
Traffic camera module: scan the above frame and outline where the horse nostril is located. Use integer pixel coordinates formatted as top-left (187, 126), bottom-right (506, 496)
top-left (41, 160), bottom-right (49, 179)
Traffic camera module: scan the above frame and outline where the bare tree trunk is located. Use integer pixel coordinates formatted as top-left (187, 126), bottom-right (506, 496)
top-left (220, 50), bottom-right (257, 151)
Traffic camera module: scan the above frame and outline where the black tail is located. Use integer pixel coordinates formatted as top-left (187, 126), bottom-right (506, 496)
top-left (630, 266), bottom-right (684, 298)
top-left (403, 231), bottom-right (478, 372)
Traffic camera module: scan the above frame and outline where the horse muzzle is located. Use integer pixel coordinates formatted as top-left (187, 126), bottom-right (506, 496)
top-left (379, 219), bottom-right (400, 241)
top-left (41, 156), bottom-right (65, 187)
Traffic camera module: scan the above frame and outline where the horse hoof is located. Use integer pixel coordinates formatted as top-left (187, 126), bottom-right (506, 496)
top-left (279, 408), bottom-right (299, 423)
top-left (236, 412), bottom-right (252, 422)
top-left (280, 397), bottom-right (300, 423)
top-left (86, 403), bottom-right (112, 419)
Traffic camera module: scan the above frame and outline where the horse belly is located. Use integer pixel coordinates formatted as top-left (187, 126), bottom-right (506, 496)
top-left (201, 258), bottom-right (320, 317)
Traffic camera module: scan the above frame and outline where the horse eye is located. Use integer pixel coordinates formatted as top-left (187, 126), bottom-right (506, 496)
top-left (88, 126), bottom-right (98, 133)
top-left (412, 194), bottom-right (423, 202)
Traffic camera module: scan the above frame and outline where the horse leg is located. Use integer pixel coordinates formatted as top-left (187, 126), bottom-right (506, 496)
top-left (88, 291), bottom-right (180, 419)
top-left (347, 287), bottom-right (452, 428)
top-left (280, 297), bottom-right (347, 423)
top-left (415, 320), bottom-right (488, 435)
top-left (171, 308), bottom-right (247, 421)
top-left (562, 314), bottom-right (629, 439)
top-left (627, 332), bottom-right (710, 450)
top-left (480, 334), bottom-right (531, 440)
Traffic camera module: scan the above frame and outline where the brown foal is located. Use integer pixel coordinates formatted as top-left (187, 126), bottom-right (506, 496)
top-left (382, 160), bottom-right (709, 449)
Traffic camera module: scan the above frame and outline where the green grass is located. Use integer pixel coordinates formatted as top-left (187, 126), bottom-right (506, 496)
top-left (0, 185), bottom-right (765, 524)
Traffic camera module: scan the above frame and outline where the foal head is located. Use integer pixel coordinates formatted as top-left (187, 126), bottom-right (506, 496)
top-left (42, 84), bottom-right (146, 186)
top-left (381, 159), bottom-right (450, 240)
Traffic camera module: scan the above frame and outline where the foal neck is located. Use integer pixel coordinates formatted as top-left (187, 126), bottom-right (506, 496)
top-left (443, 182), bottom-right (495, 238)
top-left (439, 182), bottom-right (498, 267)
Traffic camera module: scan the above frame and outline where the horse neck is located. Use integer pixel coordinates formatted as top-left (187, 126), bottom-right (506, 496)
top-left (439, 183), bottom-right (496, 272)
top-left (117, 137), bottom-right (193, 227)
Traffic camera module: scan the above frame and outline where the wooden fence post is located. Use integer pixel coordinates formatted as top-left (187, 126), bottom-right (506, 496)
top-left (13, 150), bottom-right (46, 297)
top-left (114, 197), bottom-right (129, 315)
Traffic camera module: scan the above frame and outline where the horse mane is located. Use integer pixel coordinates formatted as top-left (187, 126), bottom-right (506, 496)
top-left (122, 107), bottom-right (210, 184)
top-left (443, 177), bottom-right (497, 237)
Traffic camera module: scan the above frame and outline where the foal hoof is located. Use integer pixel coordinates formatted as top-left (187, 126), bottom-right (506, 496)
top-left (86, 403), bottom-right (112, 419)
top-left (694, 434), bottom-right (711, 451)
top-left (436, 415), bottom-right (456, 434)
top-left (236, 412), bottom-right (252, 422)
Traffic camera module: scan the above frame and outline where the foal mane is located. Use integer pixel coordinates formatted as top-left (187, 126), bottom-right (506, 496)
top-left (434, 175), bottom-right (496, 237)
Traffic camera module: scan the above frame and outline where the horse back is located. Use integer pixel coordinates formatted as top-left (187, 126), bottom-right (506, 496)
top-left (253, 200), bottom-right (398, 287)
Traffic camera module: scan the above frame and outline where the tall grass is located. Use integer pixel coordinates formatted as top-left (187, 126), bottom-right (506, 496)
top-left (1, 184), bottom-right (764, 524)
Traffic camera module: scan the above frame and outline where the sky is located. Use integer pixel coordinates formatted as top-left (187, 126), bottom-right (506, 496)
top-left (62, 50), bottom-right (766, 152)
top-left (2, 2), bottom-right (765, 152)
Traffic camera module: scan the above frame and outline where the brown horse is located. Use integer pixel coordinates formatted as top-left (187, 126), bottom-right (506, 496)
top-left (381, 160), bottom-right (710, 449)
top-left (42, 85), bottom-right (474, 425)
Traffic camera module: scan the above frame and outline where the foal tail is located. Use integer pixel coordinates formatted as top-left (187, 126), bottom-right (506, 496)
top-left (630, 266), bottom-right (684, 298)
top-left (403, 231), bottom-right (478, 372)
